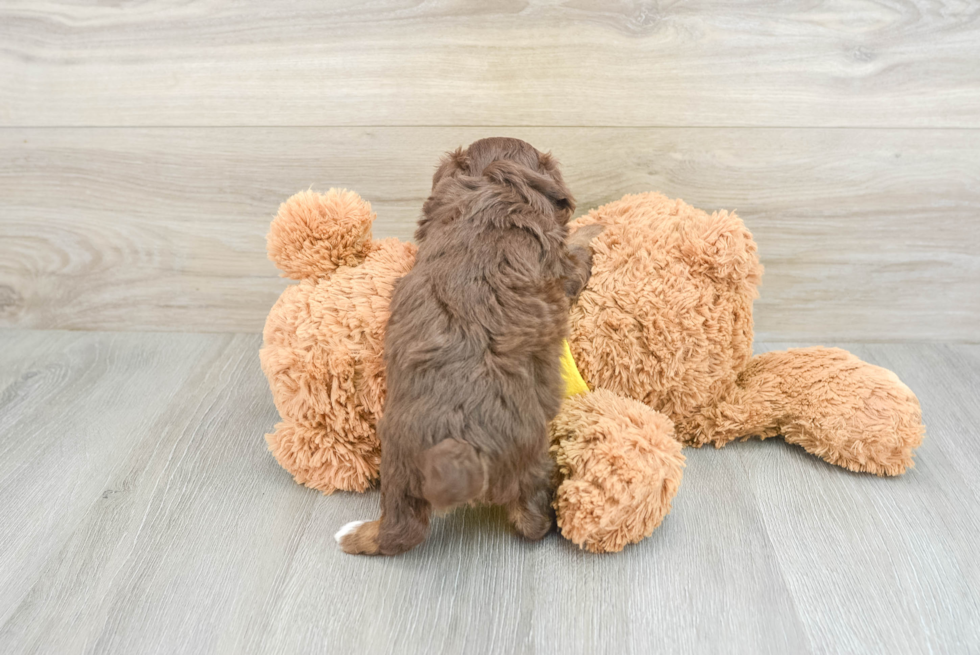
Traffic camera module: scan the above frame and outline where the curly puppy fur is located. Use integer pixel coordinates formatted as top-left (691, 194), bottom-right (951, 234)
top-left (338, 137), bottom-right (595, 556)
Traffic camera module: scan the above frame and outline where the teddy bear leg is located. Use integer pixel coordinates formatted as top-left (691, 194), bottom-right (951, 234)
top-left (550, 389), bottom-right (684, 553)
top-left (679, 348), bottom-right (925, 476)
top-left (265, 419), bottom-right (381, 493)
top-left (776, 353), bottom-right (925, 476)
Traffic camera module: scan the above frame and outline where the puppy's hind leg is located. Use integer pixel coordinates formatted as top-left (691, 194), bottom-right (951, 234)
top-left (507, 457), bottom-right (555, 541)
top-left (336, 478), bottom-right (431, 556)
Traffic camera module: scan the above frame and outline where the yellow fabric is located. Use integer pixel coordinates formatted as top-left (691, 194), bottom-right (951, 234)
top-left (561, 340), bottom-right (590, 398)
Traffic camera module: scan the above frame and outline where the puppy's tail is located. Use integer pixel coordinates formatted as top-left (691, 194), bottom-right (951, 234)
top-left (419, 439), bottom-right (487, 511)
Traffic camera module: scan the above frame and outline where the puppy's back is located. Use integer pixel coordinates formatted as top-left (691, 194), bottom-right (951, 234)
top-left (395, 139), bottom-right (575, 479)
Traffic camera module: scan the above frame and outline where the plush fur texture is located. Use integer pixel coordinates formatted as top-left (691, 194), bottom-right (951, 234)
top-left (550, 389), bottom-right (684, 553)
top-left (262, 195), bottom-right (416, 493)
top-left (568, 193), bottom-right (923, 477)
top-left (260, 186), bottom-right (926, 553)
top-left (567, 193), bottom-right (761, 425)
top-left (677, 347), bottom-right (924, 476)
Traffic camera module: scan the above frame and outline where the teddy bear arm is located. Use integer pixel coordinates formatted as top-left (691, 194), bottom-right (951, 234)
top-left (550, 389), bottom-right (685, 553)
top-left (265, 419), bottom-right (381, 494)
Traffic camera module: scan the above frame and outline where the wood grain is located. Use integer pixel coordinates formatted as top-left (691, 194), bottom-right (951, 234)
top-left (0, 0), bottom-right (980, 127)
top-left (1, 127), bottom-right (977, 340)
top-left (1, 1), bottom-right (978, 128)
top-left (0, 331), bottom-right (248, 643)
top-left (1, 331), bottom-right (977, 654)
top-left (745, 342), bottom-right (980, 654)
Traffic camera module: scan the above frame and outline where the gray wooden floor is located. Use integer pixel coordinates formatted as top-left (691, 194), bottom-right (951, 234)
top-left (0, 329), bottom-right (977, 654)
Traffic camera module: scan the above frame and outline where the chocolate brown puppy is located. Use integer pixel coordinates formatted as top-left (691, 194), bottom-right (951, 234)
top-left (336, 137), bottom-right (597, 555)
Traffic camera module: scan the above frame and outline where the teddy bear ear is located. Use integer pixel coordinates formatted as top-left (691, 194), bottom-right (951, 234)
top-left (267, 189), bottom-right (375, 280)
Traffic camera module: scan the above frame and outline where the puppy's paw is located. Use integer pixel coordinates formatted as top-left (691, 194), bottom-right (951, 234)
top-left (335, 519), bottom-right (381, 555)
top-left (334, 520), bottom-right (365, 542)
top-left (508, 504), bottom-right (554, 542)
top-left (518, 517), bottom-right (553, 542)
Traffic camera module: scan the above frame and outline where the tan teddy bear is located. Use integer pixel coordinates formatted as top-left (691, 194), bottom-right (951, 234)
top-left (261, 189), bottom-right (925, 553)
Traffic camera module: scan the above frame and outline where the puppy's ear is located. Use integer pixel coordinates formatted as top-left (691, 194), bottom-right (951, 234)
top-left (538, 152), bottom-right (560, 175)
top-left (527, 171), bottom-right (575, 220)
top-left (536, 152), bottom-right (576, 220)
top-left (419, 148), bottom-right (483, 242)
top-left (484, 160), bottom-right (576, 221)
top-left (431, 146), bottom-right (470, 189)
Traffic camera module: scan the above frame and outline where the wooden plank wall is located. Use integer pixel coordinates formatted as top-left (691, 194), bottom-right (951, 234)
top-left (1, 1), bottom-right (978, 340)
